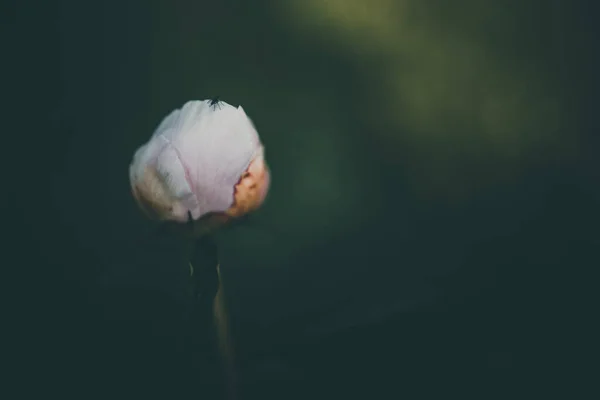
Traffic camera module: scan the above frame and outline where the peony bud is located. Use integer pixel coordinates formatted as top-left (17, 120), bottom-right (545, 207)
top-left (129, 99), bottom-right (270, 230)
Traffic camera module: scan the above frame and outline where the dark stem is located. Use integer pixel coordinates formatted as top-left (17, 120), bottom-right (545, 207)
top-left (189, 235), bottom-right (238, 399)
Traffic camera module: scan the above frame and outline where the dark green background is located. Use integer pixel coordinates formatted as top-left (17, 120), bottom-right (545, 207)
top-left (7, 0), bottom-right (598, 398)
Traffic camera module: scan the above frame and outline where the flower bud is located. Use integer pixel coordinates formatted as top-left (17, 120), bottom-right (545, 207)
top-left (129, 100), bottom-right (270, 226)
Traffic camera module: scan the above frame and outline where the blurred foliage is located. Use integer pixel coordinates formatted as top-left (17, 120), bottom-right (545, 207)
top-left (10, 0), bottom-right (596, 391)
top-left (276, 0), bottom-right (575, 191)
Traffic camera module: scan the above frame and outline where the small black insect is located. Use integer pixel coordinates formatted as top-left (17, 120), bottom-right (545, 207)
top-left (208, 96), bottom-right (222, 111)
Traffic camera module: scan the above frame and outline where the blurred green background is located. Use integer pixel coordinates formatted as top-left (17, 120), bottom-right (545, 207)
top-left (9, 0), bottom-right (598, 396)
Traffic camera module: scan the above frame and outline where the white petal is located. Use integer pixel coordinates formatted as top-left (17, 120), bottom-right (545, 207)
top-left (129, 99), bottom-right (265, 222)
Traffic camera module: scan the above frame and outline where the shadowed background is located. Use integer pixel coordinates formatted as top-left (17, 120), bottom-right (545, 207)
top-left (6, 0), bottom-right (598, 398)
